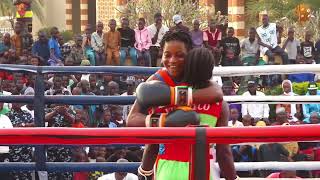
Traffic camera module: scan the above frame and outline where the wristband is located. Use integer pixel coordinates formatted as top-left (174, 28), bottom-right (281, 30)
top-left (145, 113), bottom-right (167, 127)
top-left (138, 165), bottom-right (153, 176)
top-left (171, 86), bottom-right (193, 106)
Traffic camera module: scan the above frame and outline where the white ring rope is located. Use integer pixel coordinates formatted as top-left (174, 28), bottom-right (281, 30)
top-left (224, 96), bottom-right (320, 104)
top-left (213, 64), bottom-right (320, 77)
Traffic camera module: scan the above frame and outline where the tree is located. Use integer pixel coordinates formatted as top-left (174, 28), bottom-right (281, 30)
top-left (0, 0), bottom-right (44, 28)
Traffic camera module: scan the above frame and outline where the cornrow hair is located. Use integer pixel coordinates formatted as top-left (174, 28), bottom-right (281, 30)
top-left (160, 30), bottom-right (193, 51)
top-left (183, 48), bottom-right (214, 89)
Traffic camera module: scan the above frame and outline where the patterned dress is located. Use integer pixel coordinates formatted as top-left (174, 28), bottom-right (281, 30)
top-left (46, 108), bottom-right (75, 180)
top-left (8, 109), bottom-right (34, 180)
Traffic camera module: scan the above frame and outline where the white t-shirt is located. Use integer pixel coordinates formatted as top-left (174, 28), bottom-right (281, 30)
top-left (228, 120), bottom-right (244, 127)
top-left (121, 92), bottom-right (135, 122)
top-left (0, 114), bottom-right (13, 154)
top-left (285, 39), bottom-right (300, 60)
top-left (21, 105), bottom-right (34, 119)
top-left (98, 172), bottom-right (138, 180)
top-left (256, 23), bottom-right (278, 54)
top-left (147, 24), bottom-right (169, 47)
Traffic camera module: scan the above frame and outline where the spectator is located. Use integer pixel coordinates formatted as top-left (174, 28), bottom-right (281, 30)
top-left (73, 150), bottom-right (89, 180)
top-left (303, 82), bottom-right (320, 123)
top-left (221, 48), bottom-right (241, 67)
top-left (69, 35), bottom-right (85, 66)
top-left (78, 79), bottom-right (97, 127)
top-left (107, 81), bottom-right (120, 96)
top-left (8, 98), bottom-right (34, 180)
top-left (112, 106), bottom-right (125, 127)
top-left (0, 98), bottom-right (9, 116)
top-left (170, 14), bottom-right (189, 32)
top-left (241, 27), bottom-right (260, 66)
top-left (105, 19), bottom-right (120, 66)
top-left (97, 108), bottom-right (117, 128)
top-left (58, 34), bottom-right (71, 60)
top-left (228, 108), bottom-right (243, 127)
top-left (121, 76), bottom-right (135, 122)
top-left (190, 19), bottom-right (203, 48)
top-left (134, 18), bottom-right (152, 67)
top-left (300, 31), bottom-right (315, 64)
top-left (221, 27), bottom-right (240, 59)
top-left (98, 158), bottom-right (138, 180)
top-left (89, 156), bottom-right (106, 179)
top-left (0, 112), bottom-right (12, 179)
top-left (21, 92), bottom-right (35, 119)
top-left (276, 80), bottom-right (300, 122)
top-left (0, 33), bottom-right (11, 55)
top-left (82, 24), bottom-right (96, 66)
top-left (309, 112), bottom-right (320, 124)
top-left (315, 38), bottom-right (320, 63)
top-left (118, 17), bottom-right (137, 66)
top-left (28, 55), bottom-right (43, 66)
top-left (242, 79), bottom-right (270, 122)
top-left (232, 145), bottom-right (258, 177)
top-left (256, 14), bottom-right (288, 64)
top-left (288, 55), bottom-right (315, 83)
top-left (91, 21), bottom-right (106, 66)
top-left (72, 109), bottom-right (86, 128)
top-left (204, 19), bottom-right (222, 62)
top-left (282, 28), bottom-right (300, 64)
top-left (11, 22), bottom-right (24, 56)
top-left (148, 13), bottom-right (169, 67)
top-left (89, 74), bottom-right (100, 95)
top-left (272, 108), bottom-right (290, 125)
top-left (48, 27), bottom-right (63, 66)
top-left (45, 75), bottom-right (70, 95)
top-left (242, 114), bottom-right (253, 126)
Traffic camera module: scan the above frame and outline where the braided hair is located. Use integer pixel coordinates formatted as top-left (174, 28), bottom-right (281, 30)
top-left (183, 48), bottom-right (214, 89)
top-left (160, 30), bottom-right (193, 51)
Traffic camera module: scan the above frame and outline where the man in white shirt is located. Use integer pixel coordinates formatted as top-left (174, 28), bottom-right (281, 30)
top-left (121, 76), bottom-right (136, 122)
top-left (241, 80), bottom-right (269, 123)
top-left (147, 13), bottom-right (169, 67)
top-left (98, 159), bottom-right (138, 180)
top-left (241, 27), bottom-right (260, 66)
top-left (91, 21), bottom-right (105, 66)
top-left (256, 14), bottom-right (288, 64)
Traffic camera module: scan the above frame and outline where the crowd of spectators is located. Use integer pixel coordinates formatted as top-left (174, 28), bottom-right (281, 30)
top-left (0, 12), bottom-right (320, 179)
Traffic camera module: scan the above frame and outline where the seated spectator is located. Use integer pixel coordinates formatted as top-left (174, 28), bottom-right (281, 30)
top-left (69, 35), bottom-right (85, 66)
top-left (242, 79), bottom-right (269, 123)
top-left (72, 109), bottom-right (86, 128)
top-left (303, 82), bottom-right (320, 123)
top-left (204, 19), bottom-right (222, 62)
top-left (220, 48), bottom-right (241, 67)
top-left (228, 108), bottom-right (243, 127)
top-left (288, 55), bottom-right (315, 83)
top-left (89, 156), bottom-right (106, 179)
top-left (97, 108), bottom-right (117, 128)
top-left (105, 19), bottom-right (120, 66)
top-left (221, 27), bottom-right (240, 60)
top-left (241, 27), bottom-right (260, 66)
top-left (300, 31), bottom-right (315, 64)
top-left (276, 79), bottom-right (300, 122)
top-left (98, 158), bottom-right (138, 180)
top-left (282, 28), bottom-right (300, 64)
top-left (32, 31), bottom-right (50, 62)
top-left (28, 55), bottom-right (44, 66)
top-left (107, 81), bottom-right (120, 96)
top-left (118, 18), bottom-right (137, 66)
top-left (134, 18), bottom-right (152, 67)
top-left (190, 19), bottom-right (203, 48)
top-left (242, 114), bottom-right (253, 126)
top-left (21, 92), bottom-right (35, 119)
top-left (0, 33), bottom-right (11, 55)
top-left (82, 24), bottom-right (96, 66)
top-left (170, 14), bottom-right (189, 33)
top-left (91, 21), bottom-right (105, 66)
top-left (309, 112), bottom-right (320, 124)
top-left (148, 13), bottom-right (168, 67)
top-left (232, 145), bottom-right (258, 177)
top-left (112, 106), bottom-right (125, 127)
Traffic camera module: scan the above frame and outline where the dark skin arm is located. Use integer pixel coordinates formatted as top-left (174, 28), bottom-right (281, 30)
top-left (216, 101), bottom-right (237, 180)
top-left (127, 76), bottom-right (223, 127)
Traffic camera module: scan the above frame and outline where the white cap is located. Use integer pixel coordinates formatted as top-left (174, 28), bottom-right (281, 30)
top-left (173, 14), bottom-right (183, 25)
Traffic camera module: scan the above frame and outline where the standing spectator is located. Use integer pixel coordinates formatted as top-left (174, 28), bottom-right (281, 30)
top-left (98, 158), bottom-right (138, 180)
top-left (242, 79), bottom-right (270, 122)
top-left (303, 82), bottom-right (320, 123)
top-left (228, 108), bottom-right (243, 127)
top-left (170, 14), bottom-right (189, 33)
top-left (241, 28), bottom-right (260, 66)
top-left (105, 19), bottom-right (120, 66)
top-left (190, 19), bottom-right (203, 48)
top-left (276, 80), bottom-right (300, 122)
top-left (148, 13), bottom-right (169, 67)
top-left (58, 34), bottom-right (71, 61)
top-left (204, 19), bottom-right (222, 63)
top-left (220, 27), bottom-right (240, 59)
top-left (69, 35), bottom-right (85, 66)
top-left (48, 27), bottom-right (63, 66)
top-left (315, 38), bottom-right (320, 64)
top-left (10, 22), bottom-right (24, 56)
top-left (8, 99), bottom-right (34, 180)
top-left (282, 28), bottom-right (300, 64)
top-left (134, 18), bottom-right (152, 67)
top-left (300, 31), bottom-right (315, 64)
top-left (32, 31), bottom-right (50, 62)
top-left (118, 18), bottom-right (137, 66)
top-left (82, 24), bottom-right (96, 66)
top-left (121, 76), bottom-right (135, 122)
top-left (97, 108), bottom-right (117, 128)
top-left (0, 33), bottom-right (11, 55)
top-left (91, 21), bottom-right (106, 66)
top-left (256, 14), bottom-right (288, 64)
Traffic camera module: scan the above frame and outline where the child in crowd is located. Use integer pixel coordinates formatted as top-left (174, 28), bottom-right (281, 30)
top-left (73, 150), bottom-right (89, 180)
top-left (105, 19), bottom-right (120, 65)
top-left (283, 28), bottom-right (300, 64)
top-left (300, 31), bottom-right (315, 64)
top-left (134, 18), bottom-right (152, 67)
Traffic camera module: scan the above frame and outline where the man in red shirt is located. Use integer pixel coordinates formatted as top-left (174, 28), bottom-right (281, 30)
top-left (204, 19), bottom-right (222, 64)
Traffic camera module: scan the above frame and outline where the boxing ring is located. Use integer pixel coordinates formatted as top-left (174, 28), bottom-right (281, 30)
top-left (1, 64), bottom-right (320, 180)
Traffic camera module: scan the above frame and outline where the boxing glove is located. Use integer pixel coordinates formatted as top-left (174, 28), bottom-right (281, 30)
top-left (136, 81), bottom-right (193, 108)
top-left (146, 108), bottom-right (200, 127)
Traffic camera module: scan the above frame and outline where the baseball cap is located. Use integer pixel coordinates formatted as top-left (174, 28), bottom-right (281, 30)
top-left (308, 82), bottom-right (318, 90)
top-left (247, 79), bottom-right (256, 85)
top-left (173, 14), bottom-right (183, 25)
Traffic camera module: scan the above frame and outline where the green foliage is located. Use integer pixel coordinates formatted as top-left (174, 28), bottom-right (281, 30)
top-left (264, 81), bottom-right (320, 96)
